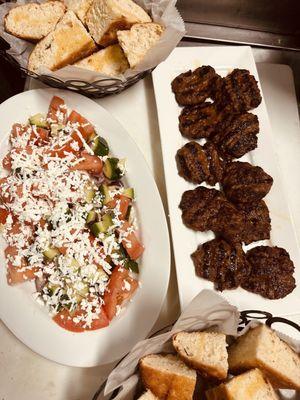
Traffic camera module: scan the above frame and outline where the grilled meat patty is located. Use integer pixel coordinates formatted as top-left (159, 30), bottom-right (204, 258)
top-left (222, 161), bottom-right (273, 209)
top-left (215, 69), bottom-right (262, 113)
top-left (244, 246), bottom-right (295, 299)
top-left (171, 65), bottom-right (222, 106)
top-left (176, 141), bottom-right (225, 185)
top-left (242, 200), bottom-right (271, 245)
top-left (179, 186), bottom-right (245, 242)
top-left (212, 112), bottom-right (259, 159)
top-left (192, 238), bottom-right (250, 291)
top-left (179, 102), bottom-right (221, 139)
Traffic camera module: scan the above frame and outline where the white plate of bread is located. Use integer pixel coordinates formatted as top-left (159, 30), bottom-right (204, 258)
top-left (118, 325), bottom-right (300, 400)
top-left (4, 0), bottom-right (166, 76)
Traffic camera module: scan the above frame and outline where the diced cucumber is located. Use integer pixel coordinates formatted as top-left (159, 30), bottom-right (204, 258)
top-left (90, 214), bottom-right (113, 236)
top-left (70, 258), bottom-right (80, 271)
top-left (103, 158), bottom-right (123, 180)
top-left (85, 186), bottom-right (95, 203)
top-left (29, 113), bottom-right (48, 128)
top-left (99, 184), bottom-right (112, 205)
top-left (90, 136), bottom-right (109, 156)
top-left (124, 259), bottom-right (139, 273)
top-left (50, 123), bottom-right (65, 136)
top-left (43, 247), bottom-right (60, 260)
top-left (86, 210), bottom-right (97, 224)
top-left (123, 188), bottom-right (134, 199)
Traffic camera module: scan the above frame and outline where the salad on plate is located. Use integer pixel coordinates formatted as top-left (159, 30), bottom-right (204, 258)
top-left (0, 96), bottom-right (144, 332)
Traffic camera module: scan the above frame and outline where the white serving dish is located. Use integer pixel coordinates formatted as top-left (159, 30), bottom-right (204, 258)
top-left (0, 88), bottom-right (170, 368)
top-left (152, 46), bottom-right (300, 316)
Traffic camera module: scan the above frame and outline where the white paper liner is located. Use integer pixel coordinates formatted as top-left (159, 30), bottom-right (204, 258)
top-left (0, 0), bottom-right (185, 83)
top-left (102, 290), bottom-right (300, 400)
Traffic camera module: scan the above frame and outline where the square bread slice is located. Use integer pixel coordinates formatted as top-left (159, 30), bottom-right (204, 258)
top-left (228, 324), bottom-right (300, 390)
top-left (85, 0), bottom-right (151, 46)
top-left (137, 389), bottom-right (159, 400)
top-left (28, 10), bottom-right (96, 73)
top-left (173, 331), bottom-right (228, 380)
top-left (74, 44), bottom-right (128, 76)
top-left (117, 23), bottom-right (164, 69)
top-left (4, 1), bottom-right (66, 41)
top-left (140, 354), bottom-right (196, 400)
top-left (64, 0), bottom-right (93, 24)
top-left (205, 369), bottom-right (279, 400)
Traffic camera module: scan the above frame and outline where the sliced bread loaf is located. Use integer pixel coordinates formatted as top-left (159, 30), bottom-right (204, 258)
top-left (140, 354), bottom-right (196, 400)
top-left (173, 331), bottom-right (228, 380)
top-left (138, 389), bottom-right (159, 400)
top-left (4, 1), bottom-right (65, 41)
top-left (64, 0), bottom-right (93, 24)
top-left (228, 324), bottom-right (300, 390)
top-left (117, 23), bottom-right (164, 69)
top-left (74, 44), bottom-right (128, 75)
top-left (28, 10), bottom-right (96, 73)
top-left (86, 0), bottom-right (151, 46)
top-left (206, 369), bottom-right (279, 400)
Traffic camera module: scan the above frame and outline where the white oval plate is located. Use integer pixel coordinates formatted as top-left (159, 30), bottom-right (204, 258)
top-left (0, 89), bottom-right (170, 367)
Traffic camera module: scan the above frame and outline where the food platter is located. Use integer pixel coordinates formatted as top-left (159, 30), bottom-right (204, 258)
top-left (152, 46), bottom-right (300, 315)
top-left (0, 88), bottom-right (170, 367)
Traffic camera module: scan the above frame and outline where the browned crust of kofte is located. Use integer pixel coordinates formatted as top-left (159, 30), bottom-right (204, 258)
top-left (222, 161), bottom-right (273, 209)
top-left (179, 186), bottom-right (245, 243)
top-left (171, 65), bottom-right (222, 106)
top-left (212, 112), bottom-right (259, 160)
top-left (176, 141), bottom-right (225, 185)
top-left (242, 200), bottom-right (271, 245)
top-left (191, 238), bottom-right (250, 291)
top-left (215, 69), bottom-right (262, 113)
top-left (243, 246), bottom-right (296, 299)
top-left (179, 102), bottom-right (221, 139)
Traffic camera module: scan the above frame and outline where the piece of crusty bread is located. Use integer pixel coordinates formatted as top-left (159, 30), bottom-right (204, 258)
top-left (4, 1), bottom-right (65, 41)
top-left (74, 44), bottom-right (128, 75)
top-left (117, 23), bottom-right (164, 69)
top-left (64, 0), bottom-right (93, 24)
top-left (228, 324), bottom-right (300, 390)
top-left (137, 389), bottom-right (159, 400)
top-left (85, 0), bottom-right (151, 46)
top-left (28, 10), bottom-right (96, 73)
top-left (205, 369), bottom-right (279, 400)
top-left (140, 354), bottom-right (196, 400)
top-left (173, 331), bottom-right (228, 380)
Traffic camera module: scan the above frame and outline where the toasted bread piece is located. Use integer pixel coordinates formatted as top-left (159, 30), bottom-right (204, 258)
top-left (117, 23), bottom-right (164, 69)
top-left (173, 331), bottom-right (228, 380)
top-left (85, 0), bottom-right (151, 46)
top-left (4, 1), bottom-right (65, 41)
top-left (64, 0), bottom-right (93, 24)
top-left (138, 390), bottom-right (159, 400)
top-left (28, 11), bottom-right (96, 73)
top-left (140, 354), bottom-right (196, 400)
top-left (206, 369), bottom-right (279, 400)
top-left (228, 324), bottom-right (300, 390)
top-left (74, 44), bottom-right (128, 75)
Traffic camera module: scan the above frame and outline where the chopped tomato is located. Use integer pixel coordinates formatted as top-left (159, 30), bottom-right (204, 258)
top-left (5, 246), bottom-right (38, 285)
top-left (47, 96), bottom-right (67, 124)
top-left (53, 307), bottom-right (109, 332)
top-left (57, 246), bottom-right (68, 255)
top-left (103, 267), bottom-right (138, 320)
top-left (70, 153), bottom-right (103, 175)
top-left (34, 127), bottom-right (50, 146)
top-left (2, 146), bottom-right (34, 171)
top-left (0, 207), bottom-right (9, 224)
top-left (10, 123), bottom-right (49, 147)
top-left (0, 177), bottom-right (23, 204)
top-left (10, 123), bottom-right (27, 141)
top-left (67, 110), bottom-right (95, 140)
top-left (107, 195), bottom-right (131, 220)
top-left (118, 221), bottom-right (144, 260)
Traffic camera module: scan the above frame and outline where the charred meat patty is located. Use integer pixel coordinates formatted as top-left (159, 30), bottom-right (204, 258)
top-left (192, 238), bottom-right (250, 291)
top-left (171, 65), bottom-right (222, 106)
top-left (222, 161), bottom-right (273, 209)
top-left (212, 112), bottom-right (259, 160)
top-left (242, 200), bottom-right (271, 245)
top-left (243, 246), bottom-right (295, 299)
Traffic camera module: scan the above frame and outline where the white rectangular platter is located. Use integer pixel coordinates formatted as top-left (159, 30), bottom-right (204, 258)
top-left (152, 46), bottom-right (300, 316)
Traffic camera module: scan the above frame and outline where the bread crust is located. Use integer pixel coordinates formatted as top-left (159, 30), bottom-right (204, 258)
top-left (139, 356), bottom-right (196, 400)
top-left (99, 19), bottom-right (132, 47)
